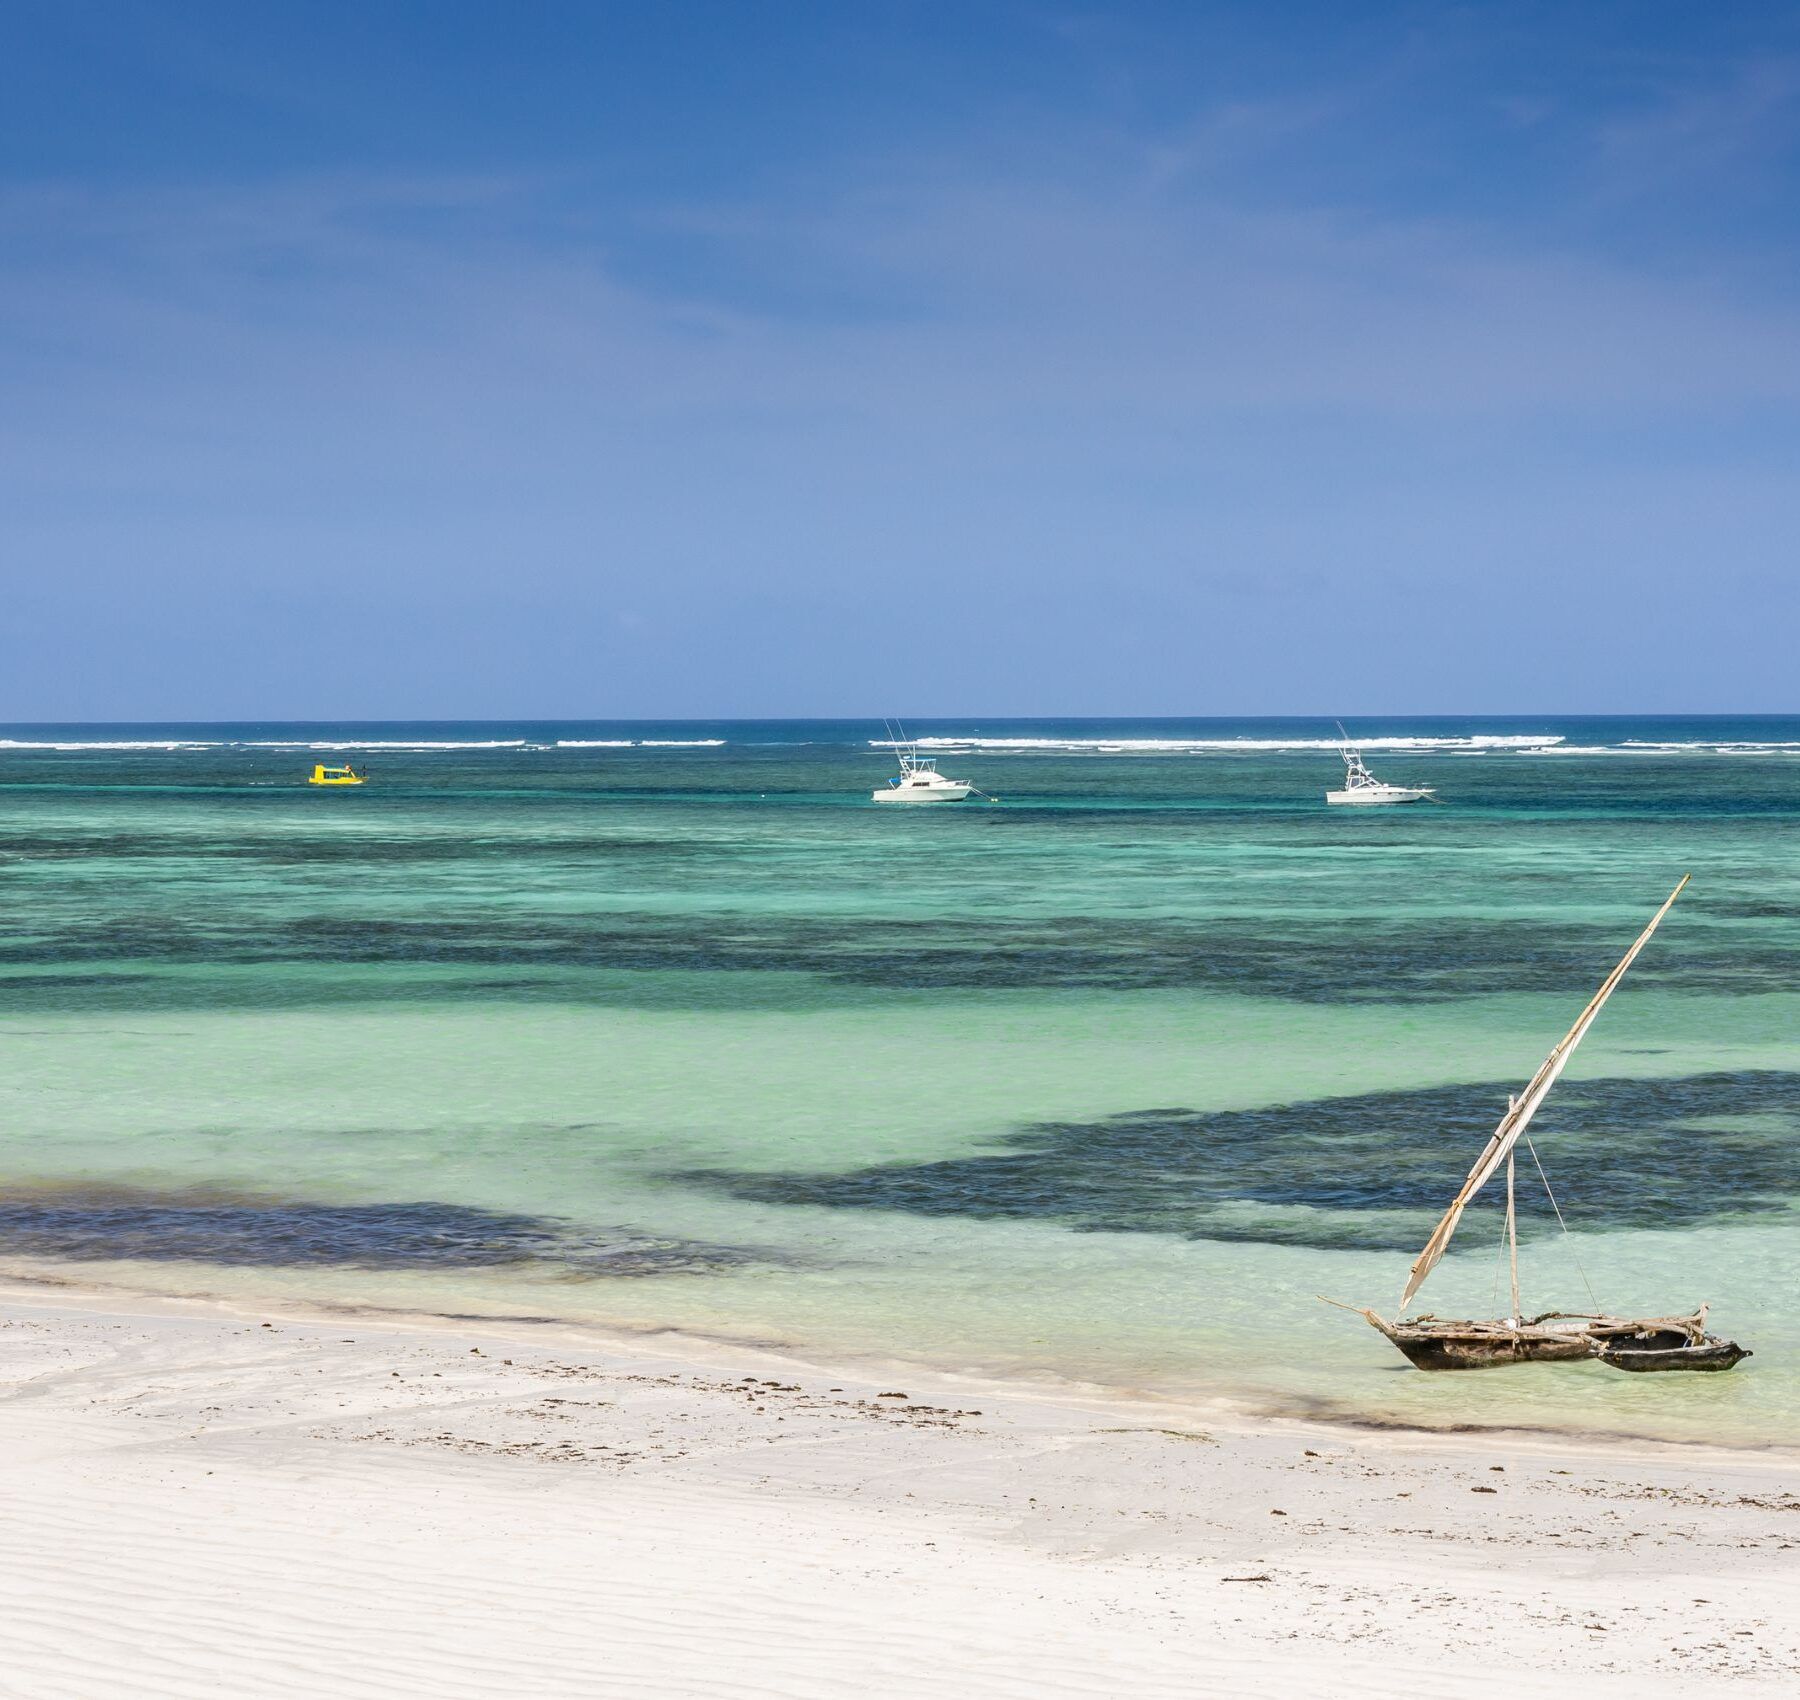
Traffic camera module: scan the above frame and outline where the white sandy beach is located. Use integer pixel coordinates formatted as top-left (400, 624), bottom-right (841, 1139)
top-left (1, 1282), bottom-right (1794, 1698)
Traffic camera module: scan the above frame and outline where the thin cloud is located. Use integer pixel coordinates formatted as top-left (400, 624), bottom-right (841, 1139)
top-left (2, 111), bottom-right (1799, 714)
top-left (1592, 55), bottom-right (1800, 198)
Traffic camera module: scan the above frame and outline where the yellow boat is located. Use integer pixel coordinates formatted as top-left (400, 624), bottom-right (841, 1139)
top-left (308, 764), bottom-right (365, 786)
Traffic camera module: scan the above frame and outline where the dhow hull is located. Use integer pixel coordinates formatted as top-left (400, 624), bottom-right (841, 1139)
top-left (1354, 1307), bottom-right (1747, 1373)
top-left (1386, 1329), bottom-right (1595, 1371)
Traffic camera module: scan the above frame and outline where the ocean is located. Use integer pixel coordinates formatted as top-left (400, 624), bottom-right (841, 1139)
top-left (1, 715), bottom-right (1795, 1444)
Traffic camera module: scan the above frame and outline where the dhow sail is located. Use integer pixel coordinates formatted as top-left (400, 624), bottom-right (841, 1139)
top-left (1398, 875), bottom-right (1689, 1311)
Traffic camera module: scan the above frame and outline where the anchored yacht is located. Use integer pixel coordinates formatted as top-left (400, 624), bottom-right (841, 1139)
top-left (1326, 745), bottom-right (1433, 806)
top-left (872, 747), bottom-right (974, 803)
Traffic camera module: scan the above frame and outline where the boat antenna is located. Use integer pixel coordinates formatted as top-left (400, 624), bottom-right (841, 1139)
top-left (887, 716), bottom-right (917, 767)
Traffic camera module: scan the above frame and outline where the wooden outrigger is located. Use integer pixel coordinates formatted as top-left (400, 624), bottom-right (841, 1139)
top-left (1328, 877), bottom-right (1750, 1374)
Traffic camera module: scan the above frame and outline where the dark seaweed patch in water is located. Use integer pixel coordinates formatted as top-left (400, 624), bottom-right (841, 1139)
top-left (5, 911), bottom-right (1795, 1002)
top-left (0, 1184), bottom-right (767, 1275)
top-left (213, 835), bottom-right (721, 865)
top-left (0, 832), bottom-right (715, 864)
top-left (674, 1072), bottom-right (1800, 1250)
top-left (1699, 898), bottom-right (1796, 920)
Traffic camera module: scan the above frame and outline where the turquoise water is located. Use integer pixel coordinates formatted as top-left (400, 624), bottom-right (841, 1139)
top-left (1, 717), bottom-right (1796, 1444)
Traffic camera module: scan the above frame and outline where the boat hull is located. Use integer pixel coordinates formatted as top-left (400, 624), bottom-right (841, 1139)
top-left (1597, 1333), bottom-right (1751, 1373)
top-left (1352, 1306), bottom-right (1747, 1373)
top-left (872, 787), bottom-right (972, 803)
top-left (1326, 787), bottom-right (1431, 805)
top-left (1386, 1328), bottom-right (1596, 1371)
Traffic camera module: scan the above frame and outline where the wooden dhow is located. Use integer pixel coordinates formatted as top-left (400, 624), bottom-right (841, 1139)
top-left (1329, 876), bottom-right (1750, 1373)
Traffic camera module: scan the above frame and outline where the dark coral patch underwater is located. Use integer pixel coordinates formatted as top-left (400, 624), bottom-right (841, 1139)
top-left (2, 908), bottom-right (1796, 1005)
top-left (673, 1071), bottom-right (1800, 1251)
top-left (0, 1184), bottom-right (769, 1276)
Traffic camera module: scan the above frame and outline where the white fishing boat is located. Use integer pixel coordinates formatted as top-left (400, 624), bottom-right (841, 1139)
top-left (872, 748), bottom-right (974, 803)
top-left (871, 721), bottom-right (980, 804)
top-left (1327, 876), bottom-right (1749, 1374)
top-left (1326, 745), bottom-right (1434, 805)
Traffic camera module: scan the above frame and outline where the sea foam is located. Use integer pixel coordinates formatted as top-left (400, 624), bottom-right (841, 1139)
top-left (877, 734), bottom-right (1565, 754)
top-left (0, 740), bottom-right (221, 751)
top-left (1522, 741), bottom-right (1800, 757)
top-left (243, 740), bottom-right (540, 751)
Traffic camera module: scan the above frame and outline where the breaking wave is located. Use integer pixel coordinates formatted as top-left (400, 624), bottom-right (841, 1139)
top-left (878, 735), bottom-right (1566, 754)
top-left (1522, 741), bottom-right (1800, 757)
top-left (0, 740), bottom-right (220, 751)
top-left (1624, 740), bottom-right (1800, 754)
top-left (245, 740), bottom-right (537, 751)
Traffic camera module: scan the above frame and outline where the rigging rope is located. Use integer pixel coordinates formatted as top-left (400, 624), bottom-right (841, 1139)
top-left (1523, 1132), bottom-right (1602, 1314)
top-left (1489, 1192), bottom-right (1510, 1311)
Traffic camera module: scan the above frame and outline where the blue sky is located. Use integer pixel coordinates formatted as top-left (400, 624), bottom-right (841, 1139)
top-left (5, 1), bottom-right (1799, 717)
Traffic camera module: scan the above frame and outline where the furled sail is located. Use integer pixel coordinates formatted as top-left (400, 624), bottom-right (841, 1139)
top-left (1398, 875), bottom-right (1689, 1311)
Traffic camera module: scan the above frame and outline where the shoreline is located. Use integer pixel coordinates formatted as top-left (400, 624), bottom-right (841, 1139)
top-left (3, 1281), bottom-right (1796, 1696)
top-left (1, 1264), bottom-right (1786, 1464)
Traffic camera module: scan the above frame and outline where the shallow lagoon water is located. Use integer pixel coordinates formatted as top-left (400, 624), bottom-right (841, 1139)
top-left (0, 717), bottom-right (1795, 1445)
